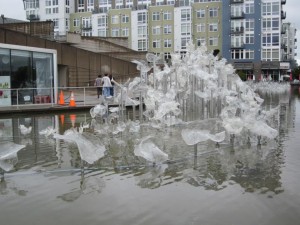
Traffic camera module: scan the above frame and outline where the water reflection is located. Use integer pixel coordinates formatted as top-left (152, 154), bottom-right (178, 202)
top-left (0, 88), bottom-right (295, 196)
top-left (57, 166), bottom-right (105, 202)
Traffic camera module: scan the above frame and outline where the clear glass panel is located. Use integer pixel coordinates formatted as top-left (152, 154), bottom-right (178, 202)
top-left (33, 52), bottom-right (53, 102)
top-left (11, 50), bottom-right (33, 105)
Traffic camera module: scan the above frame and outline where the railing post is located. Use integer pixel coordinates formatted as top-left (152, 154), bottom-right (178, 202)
top-left (16, 89), bottom-right (19, 109)
top-left (83, 87), bottom-right (86, 106)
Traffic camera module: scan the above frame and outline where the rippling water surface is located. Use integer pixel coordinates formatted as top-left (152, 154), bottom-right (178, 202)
top-left (1, 88), bottom-right (300, 225)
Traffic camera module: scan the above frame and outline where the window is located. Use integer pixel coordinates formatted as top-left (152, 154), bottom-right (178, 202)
top-left (52, 0), bottom-right (58, 5)
top-left (46, 8), bottom-right (51, 14)
top-left (152, 26), bottom-right (160, 35)
top-left (197, 38), bottom-right (205, 46)
top-left (98, 28), bottom-right (107, 37)
top-left (111, 15), bottom-right (119, 24)
top-left (181, 37), bottom-right (190, 49)
top-left (197, 23), bottom-right (205, 32)
top-left (138, 39), bottom-right (147, 51)
top-left (262, 33), bottom-right (279, 47)
top-left (156, 0), bottom-right (164, 5)
top-left (78, 0), bottom-right (84, 8)
top-left (245, 33), bottom-right (254, 44)
top-left (245, 3), bottom-right (254, 14)
top-left (65, 19), bottom-right (69, 30)
top-left (98, 16), bottom-right (107, 27)
top-left (262, 49), bottom-right (279, 61)
top-left (164, 11), bottom-right (171, 20)
top-left (122, 27), bottom-right (129, 37)
top-left (66, 7), bottom-right (70, 13)
top-left (52, 18), bottom-right (59, 29)
top-left (231, 49), bottom-right (243, 59)
top-left (82, 17), bottom-right (91, 29)
top-left (153, 40), bottom-right (161, 48)
top-left (115, 0), bottom-right (123, 9)
top-left (262, 18), bottom-right (279, 31)
top-left (209, 37), bottom-right (218, 46)
top-left (82, 30), bottom-right (92, 36)
top-left (138, 25), bottom-right (147, 38)
top-left (111, 28), bottom-right (119, 37)
top-left (181, 9), bottom-right (191, 22)
top-left (73, 18), bottom-right (80, 27)
top-left (181, 23), bottom-right (191, 35)
top-left (244, 50), bottom-right (254, 59)
top-left (209, 8), bottom-right (218, 17)
top-left (88, 0), bottom-right (94, 7)
top-left (138, 12), bottom-right (147, 24)
top-left (164, 25), bottom-right (172, 34)
top-left (167, 0), bottom-right (174, 5)
top-left (25, 0), bottom-right (39, 8)
top-left (122, 15), bottom-right (129, 23)
top-left (179, 0), bottom-right (189, 7)
top-left (164, 39), bottom-right (172, 48)
top-left (262, 2), bottom-right (280, 16)
top-left (209, 23), bottom-right (218, 32)
top-left (53, 7), bottom-right (58, 13)
top-left (244, 19), bottom-right (254, 32)
top-left (231, 5), bottom-right (243, 17)
top-left (152, 12), bottom-right (160, 21)
top-left (231, 35), bottom-right (243, 47)
top-left (196, 9), bottom-right (205, 18)
top-left (46, 0), bottom-right (51, 6)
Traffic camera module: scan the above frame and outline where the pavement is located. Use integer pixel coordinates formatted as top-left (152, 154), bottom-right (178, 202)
top-left (0, 90), bottom-right (118, 115)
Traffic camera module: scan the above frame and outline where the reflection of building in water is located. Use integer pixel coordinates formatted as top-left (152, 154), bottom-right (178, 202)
top-left (0, 90), bottom-right (297, 194)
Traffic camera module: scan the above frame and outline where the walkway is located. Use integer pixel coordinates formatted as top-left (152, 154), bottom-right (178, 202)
top-left (0, 90), bottom-right (117, 115)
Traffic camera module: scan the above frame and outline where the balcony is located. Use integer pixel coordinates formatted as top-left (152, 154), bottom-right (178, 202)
top-left (27, 14), bottom-right (40, 21)
top-left (281, 11), bottom-right (286, 19)
top-left (231, 26), bottom-right (244, 34)
top-left (281, 28), bottom-right (286, 34)
top-left (231, 42), bottom-right (244, 49)
top-left (230, 0), bottom-right (244, 4)
top-left (231, 12), bottom-right (245, 19)
top-left (281, 44), bottom-right (287, 50)
top-left (281, 0), bottom-right (286, 5)
top-left (81, 25), bottom-right (92, 30)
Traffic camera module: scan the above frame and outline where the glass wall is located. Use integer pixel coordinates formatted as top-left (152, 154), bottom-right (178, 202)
top-left (0, 46), bottom-right (54, 106)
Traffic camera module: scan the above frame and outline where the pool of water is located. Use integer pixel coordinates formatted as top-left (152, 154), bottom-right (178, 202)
top-left (1, 88), bottom-right (300, 225)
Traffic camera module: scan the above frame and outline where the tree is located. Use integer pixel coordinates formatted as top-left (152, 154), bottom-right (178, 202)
top-left (292, 65), bottom-right (300, 80)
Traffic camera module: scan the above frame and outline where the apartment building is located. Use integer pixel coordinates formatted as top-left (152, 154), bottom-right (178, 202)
top-left (222, 0), bottom-right (294, 80)
top-left (23, 0), bottom-right (75, 37)
top-left (23, 0), bottom-right (296, 77)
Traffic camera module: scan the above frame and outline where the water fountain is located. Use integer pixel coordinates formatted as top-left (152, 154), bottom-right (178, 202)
top-left (53, 42), bottom-right (280, 166)
top-left (2, 43), bottom-right (300, 225)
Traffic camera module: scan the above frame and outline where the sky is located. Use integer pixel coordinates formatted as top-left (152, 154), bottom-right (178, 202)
top-left (0, 0), bottom-right (299, 63)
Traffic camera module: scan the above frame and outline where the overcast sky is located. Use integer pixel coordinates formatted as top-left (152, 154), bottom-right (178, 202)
top-left (0, 0), bottom-right (299, 63)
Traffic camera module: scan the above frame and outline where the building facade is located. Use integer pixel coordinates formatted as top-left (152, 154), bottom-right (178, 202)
top-left (222, 0), bottom-right (293, 81)
top-left (22, 0), bottom-right (296, 78)
top-left (0, 43), bottom-right (57, 106)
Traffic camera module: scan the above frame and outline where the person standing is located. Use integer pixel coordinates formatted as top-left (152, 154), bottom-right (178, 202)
top-left (102, 74), bottom-right (112, 97)
top-left (109, 74), bottom-right (115, 97)
top-left (94, 75), bottom-right (102, 98)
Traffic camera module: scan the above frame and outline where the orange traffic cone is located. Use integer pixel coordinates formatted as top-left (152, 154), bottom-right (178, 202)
top-left (70, 114), bottom-right (76, 127)
top-left (69, 91), bottom-right (76, 107)
top-left (59, 90), bottom-right (65, 105)
top-left (60, 114), bottom-right (65, 125)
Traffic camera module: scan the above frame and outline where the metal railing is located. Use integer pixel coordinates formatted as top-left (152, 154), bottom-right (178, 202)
top-left (0, 86), bottom-right (121, 109)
